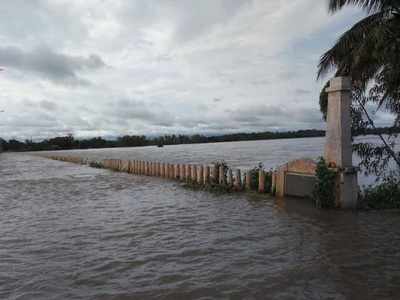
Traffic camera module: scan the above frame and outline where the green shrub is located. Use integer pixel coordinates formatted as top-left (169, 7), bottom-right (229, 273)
top-left (247, 163), bottom-right (272, 193)
top-left (211, 160), bottom-right (228, 184)
top-left (362, 176), bottom-right (400, 209)
top-left (89, 161), bottom-right (104, 169)
top-left (313, 157), bottom-right (337, 208)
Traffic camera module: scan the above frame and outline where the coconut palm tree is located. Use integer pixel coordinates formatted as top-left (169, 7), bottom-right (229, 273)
top-left (318, 0), bottom-right (400, 172)
top-left (321, 2), bottom-right (400, 110)
top-left (319, 0), bottom-right (400, 103)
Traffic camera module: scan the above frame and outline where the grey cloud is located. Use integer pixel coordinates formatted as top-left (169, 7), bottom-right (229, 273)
top-left (228, 104), bottom-right (289, 121)
top-left (107, 99), bottom-right (176, 127)
top-left (295, 88), bottom-right (312, 95)
top-left (251, 79), bottom-right (270, 86)
top-left (0, 1), bottom-right (88, 45)
top-left (121, 0), bottom-right (252, 43)
top-left (278, 71), bottom-right (297, 80)
top-left (227, 104), bottom-right (322, 127)
top-left (0, 45), bottom-right (105, 85)
top-left (39, 100), bottom-right (58, 111)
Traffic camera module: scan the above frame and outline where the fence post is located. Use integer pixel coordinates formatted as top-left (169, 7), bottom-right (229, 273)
top-left (234, 169), bottom-right (242, 191)
top-left (227, 169), bottom-right (233, 187)
top-left (174, 164), bottom-right (179, 180)
top-left (197, 165), bottom-right (203, 185)
top-left (179, 164), bottom-right (185, 181)
top-left (258, 170), bottom-right (265, 193)
top-left (186, 165), bottom-right (192, 182)
top-left (245, 172), bottom-right (252, 190)
top-left (203, 165), bottom-right (210, 185)
top-left (219, 166), bottom-right (225, 185)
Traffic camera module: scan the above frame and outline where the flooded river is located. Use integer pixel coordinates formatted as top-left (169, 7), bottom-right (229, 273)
top-left (1, 138), bottom-right (400, 299)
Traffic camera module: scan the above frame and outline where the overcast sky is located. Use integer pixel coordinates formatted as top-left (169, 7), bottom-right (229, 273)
top-left (0, 0), bottom-right (377, 140)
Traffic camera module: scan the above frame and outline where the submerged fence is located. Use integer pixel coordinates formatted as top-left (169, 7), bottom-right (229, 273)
top-left (44, 155), bottom-right (272, 194)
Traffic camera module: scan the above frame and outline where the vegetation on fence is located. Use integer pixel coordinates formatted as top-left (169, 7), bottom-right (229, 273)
top-left (89, 161), bottom-right (104, 169)
top-left (246, 163), bottom-right (272, 193)
top-left (313, 158), bottom-right (337, 209)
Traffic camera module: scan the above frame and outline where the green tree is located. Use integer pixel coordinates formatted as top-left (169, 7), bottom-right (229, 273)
top-left (318, 0), bottom-right (400, 176)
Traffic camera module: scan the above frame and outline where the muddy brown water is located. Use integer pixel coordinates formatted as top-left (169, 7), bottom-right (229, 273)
top-left (1, 138), bottom-right (400, 299)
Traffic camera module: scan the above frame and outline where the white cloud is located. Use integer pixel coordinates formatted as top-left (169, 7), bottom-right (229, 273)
top-left (0, 0), bottom-right (364, 140)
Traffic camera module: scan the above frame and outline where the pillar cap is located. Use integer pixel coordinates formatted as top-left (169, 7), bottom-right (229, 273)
top-left (325, 77), bottom-right (351, 93)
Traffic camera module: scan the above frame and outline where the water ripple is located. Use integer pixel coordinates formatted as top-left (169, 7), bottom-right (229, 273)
top-left (1, 153), bottom-right (400, 299)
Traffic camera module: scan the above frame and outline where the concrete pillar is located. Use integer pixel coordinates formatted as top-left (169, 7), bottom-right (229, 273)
top-left (163, 163), bottom-right (167, 178)
top-left (271, 170), bottom-right (277, 195)
top-left (258, 170), bottom-right (265, 193)
top-left (227, 169), bottom-right (233, 187)
top-left (132, 161), bottom-right (136, 173)
top-left (197, 165), bottom-right (204, 185)
top-left (167, 164), bottom-right (171, 179)
top-left (122, 160), bottom-right (129, 172)
top-left (219, 166), bottom-right (225, 185)
top-left (203, 165), bottom-right (210, 185)
top-left (325, 77), bottom-right (358, 208)
top-left (187, 164), bottom-right (192, 181)
top-left (165, 163), bottom-right (170, 178)
top-left (245, 172), bottom-right (251, 190)
top-left (211, 165), bottom-right (218, 184)
top-left (159, 163), bottom-right (164, 177)
top-left (191, 165), bottom-right (196, 182)
top-left (157, 162), bottom-right (160, 176)
top-left (174, 164), bottom-right (179, 180)
top-left (180, 164), bottom-right (185, 181)
top-left (234, 169), bottom-right (242, 191)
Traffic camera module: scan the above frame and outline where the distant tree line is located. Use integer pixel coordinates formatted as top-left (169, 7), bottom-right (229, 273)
top-left (0, 127), bottom-right (397, 152)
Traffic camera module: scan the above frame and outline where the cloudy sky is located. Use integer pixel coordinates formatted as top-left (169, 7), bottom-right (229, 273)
top-left (0, 0), bottom-right (373, 140)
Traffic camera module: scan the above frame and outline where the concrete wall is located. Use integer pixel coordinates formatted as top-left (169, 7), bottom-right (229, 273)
top-left (274, 158), bottom-right (317, 198)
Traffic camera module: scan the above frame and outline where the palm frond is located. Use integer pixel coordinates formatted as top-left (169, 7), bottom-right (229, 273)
top-left (328, 0), bottom-right (385, 13)
top-left (318, 11), bottom-right (383, 79)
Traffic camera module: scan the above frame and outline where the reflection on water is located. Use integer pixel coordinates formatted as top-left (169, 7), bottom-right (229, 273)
top-left (1, 153), bottom-right (399, 299)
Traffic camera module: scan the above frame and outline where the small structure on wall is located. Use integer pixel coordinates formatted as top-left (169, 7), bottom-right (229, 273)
top-left (273, 159), bottom-right (317, 198)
